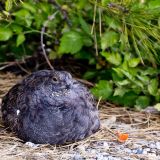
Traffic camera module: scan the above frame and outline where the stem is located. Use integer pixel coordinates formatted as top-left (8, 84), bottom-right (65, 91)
top-left (40, 11), bottom-right (59, 70)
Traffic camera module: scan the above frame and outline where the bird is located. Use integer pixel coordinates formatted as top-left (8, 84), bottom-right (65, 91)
top-left (1, 70), bottom-right (100, 144)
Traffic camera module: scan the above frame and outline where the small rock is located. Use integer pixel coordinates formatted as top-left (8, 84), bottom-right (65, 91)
top-left (90, 149), bottom-right (96, 154)
top-left (149, 143), bottom-right (156, 149)
top-left (102, 152), bottom-right (110, 157)
top-left (96, 153), bottom-right (104, 160)
top-left (103, 142), bottom-right (109, 149)
top-left (131, 143), bottom-right (141, 149)
top-left (73, 154), bottom-right (84, 160)
top-left (132, 148), bottom-right (143, 154)
top-left (77, 145), bottom-right (86, 153)
top-left (136, 148), bottom-right (143, 154)
top-left (25, 141), bottom-right (39, 148)
top-left (124, 148), bottom-right (132, 154)
top-left (143, 148), bottom-right (150, 154)
top-left (95, 141), bottom-right (104, 146)
top-left (156, 142), bottom-right (160, 150)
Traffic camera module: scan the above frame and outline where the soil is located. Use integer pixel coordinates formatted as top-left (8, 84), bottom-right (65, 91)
top-left (0, 72), bottom-right (160, 160)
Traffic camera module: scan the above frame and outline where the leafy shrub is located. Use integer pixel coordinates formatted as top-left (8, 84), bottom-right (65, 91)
top-left (91, 52), bottom-right (160, 108)
top-left (1, 0), bottom-right (160, 108)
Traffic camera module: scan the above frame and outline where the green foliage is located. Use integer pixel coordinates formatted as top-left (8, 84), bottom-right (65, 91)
top-left (135, 96), bottom-right (150, 109)
top-left (59, 31), bottom-right (83, 54)
top-left (101, 52), bottom-right (122, 66)
top-left (101, 31), bottom-right (119, 49)
top-left (0, 27), bottom-right (13, 41)
top-left (91, 80), bottom-right (113, 99)
top-left (16, 33), bottom-right (25, 46)
top-left (154, 103), bottom-right (160, 111)
top-left (5, 0), bottom-right (13, 12)
top-left (91, 52), bottom-right (160, 108)
top-left (1, 0), bottom-right (160, 108)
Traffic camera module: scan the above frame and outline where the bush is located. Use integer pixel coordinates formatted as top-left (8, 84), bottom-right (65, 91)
top-left (1, 0), bottom-right (160, 108)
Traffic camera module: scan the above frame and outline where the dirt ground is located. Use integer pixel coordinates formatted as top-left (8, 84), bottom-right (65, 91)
top-left (0, 72), bottom-right (160, 160)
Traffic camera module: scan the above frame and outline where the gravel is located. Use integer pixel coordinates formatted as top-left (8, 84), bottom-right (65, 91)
top-left (54, 139), bottom-right (160, 160)
top-left (69, 138), bottom-right (160, 160)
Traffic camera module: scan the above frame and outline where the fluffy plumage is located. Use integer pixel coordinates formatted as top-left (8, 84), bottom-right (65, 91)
top-left (1, 70), bottom-right (100, 144)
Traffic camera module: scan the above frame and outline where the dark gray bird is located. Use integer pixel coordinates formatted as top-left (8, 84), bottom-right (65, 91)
top-left (1, 70), bottom-right (100, 144)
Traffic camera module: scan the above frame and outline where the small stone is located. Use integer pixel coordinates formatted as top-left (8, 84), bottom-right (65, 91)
top-left (25, 141), bottom-right (39, 148)
top-left (102, 152), bottom-right (110, 157)
top-left (156, 142), bottom-right (160, 150)
top-left (95, 141), bottom-right (104, 146)
top-left (136, 148), bottom-right (143, 154)
top-left (131, 143), bottom-right (141, 149)
top-left (143, 148), bottom-right (150, 154)
top-left (107, 156), bottom-right (122, 160)
top-left (90, 149), bottom-right (96, 154)
top-left (77, 145), bottom-right (85, 152)
top-left (150, 143), bottom-right (156, 149)
top-left (108, 156), bottom-right (114, 160)
top-left (96, 153), bottom-right (104, 160)
top-left (124, 148), bottom-right (132, 154)
top-left (132, 148), bottom-right (143, 154)
top-left (73, 154), bottom-right (83, 160)
top-left (103, 142), bottom-right (109, 149)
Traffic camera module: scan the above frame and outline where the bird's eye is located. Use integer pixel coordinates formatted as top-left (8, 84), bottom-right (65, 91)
top-left (52, 77), bottom-right (58, 82)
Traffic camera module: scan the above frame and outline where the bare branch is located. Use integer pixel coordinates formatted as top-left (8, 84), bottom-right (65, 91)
top-left (40, 11), bottom-right (59, 70)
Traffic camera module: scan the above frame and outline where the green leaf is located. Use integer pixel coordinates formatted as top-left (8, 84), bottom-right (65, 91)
top-left (131, 86), bottom-right (141, 94)
top-left (83, 71), bottom-right (97, 80)
top-left (124, 52), bottom-right (131, 61)
top-left (142, 67), bottom-right (159, 76)
top-left (155, 89), bottom-right (160, 102)
top-left (77, 0), bottom-right (88, 9)
top-left (112, 68), bottom-right (124, 78)
top-left (5, 0), bottom-right (13, 11)
top-left (148, 78), bottom-right (158, 96)
top-left (128, 58), bottom-right (140, 67)
top-left (34, 14), bottom-right (45, 29)
top-left (148, 0), bottom-right (160, 9)
top-left (116, 79), bottom-right (130, 86)
top-left (16, 34), bottom-right (25, 47)
top-left (22, 2), bottom-right (36, 13)
top-left (74, 50), bottom-right (93, 60)
top-left (101, 52), bottom-right (122, 66)
top-left (119, 68), bottom-right (134, 80)
top-left (122, 92), bottom-right (138, 106)
top-left (59, 31), bottom-right (83, 54)
top-left (38, 3), bottom-right (52, 13)
top-left (136, 75), bottom-right (149, 84)
top-left (101, 31), bottom-right (119, 50)
top-left (0, 27), bottom-right (12, 41)
top-left (113, 87), bottom-right (129, 97)
top-left (102, 0), bottom-right (110, 6)
top-left (136, 96), bottom-right (150, 109)
top-left (110, 91), bottom-right (138, 106)
top-left (11, 24), bottom-right (23, 34)
top-left (104, 16), bottom-right (121, 30)
top-left (79, 15), bottom-right (91, 35)
top-left (82, 35), bottom-right (93, 47)
top-left (13, 9), bottom-right (33, 27)
top-left (91, 80), bottom-right (113, 99)
top-left (154, 103), bottom-right (160, 111)
top-left (112, 71), bottom-right (123, 81)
